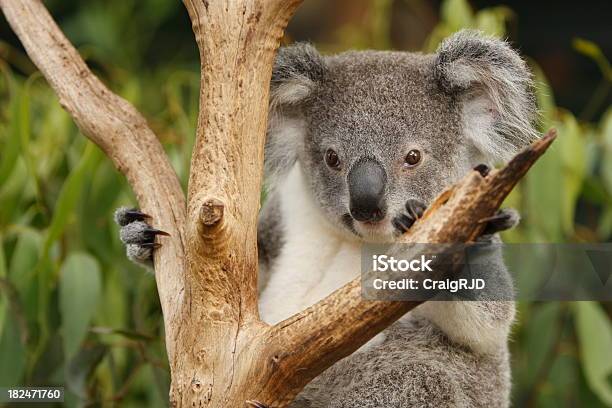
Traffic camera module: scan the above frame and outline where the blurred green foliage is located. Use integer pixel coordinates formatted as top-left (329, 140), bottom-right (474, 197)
top-left (0, 0), bottom-right (611, 406)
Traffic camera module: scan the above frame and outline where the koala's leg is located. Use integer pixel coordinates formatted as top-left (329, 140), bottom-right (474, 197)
top-left (292, 319), bottom-right (510, 408)
top-left (114, 207), bottom-right (169, 268)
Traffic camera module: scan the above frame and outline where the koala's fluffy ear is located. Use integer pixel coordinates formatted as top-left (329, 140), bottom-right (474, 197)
top-left (433, 30), bottom-right (538, 162)
top-left (270, 42), bottom-right (327, 107)
top-left (266, 43), bottom-right (326, 185)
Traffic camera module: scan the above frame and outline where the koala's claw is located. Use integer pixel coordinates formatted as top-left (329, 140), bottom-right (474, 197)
top-left (405, 199), bottom-right (426, 220)
top-left (140, 242), bottom-right (162, 249)
top-left (473, 163), bottom-right (491, 177)
top-left (143, 227), bottom-right (170, 237)
top-left (114, 208), bottom-right (151, 226)
top-left (393, 199), bottom-right (427, 234)
top-left (480, 208), bottom-right (520, 236)
top-left (115, 207), bottom-right (168, 267)
top-left (392, 214), bottom-right (414, 233)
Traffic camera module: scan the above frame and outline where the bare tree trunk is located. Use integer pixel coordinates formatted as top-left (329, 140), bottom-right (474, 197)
top-left (0, 0), bottom-right (556, 406)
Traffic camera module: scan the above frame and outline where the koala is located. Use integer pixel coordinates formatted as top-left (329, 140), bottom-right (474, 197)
top-left (116, 30), bottom-right (537, 407)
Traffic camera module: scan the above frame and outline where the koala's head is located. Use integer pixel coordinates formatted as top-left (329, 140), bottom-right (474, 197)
top-left (266, 30), bottom-right (537, 242)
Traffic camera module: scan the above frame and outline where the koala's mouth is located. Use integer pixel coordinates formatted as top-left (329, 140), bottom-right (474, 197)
top-left (357, 217), bottom-right (390, 232)
top-left (361, 219), bottom-right (385, 226)
top-left (342, 212), bottom-right (393, 241)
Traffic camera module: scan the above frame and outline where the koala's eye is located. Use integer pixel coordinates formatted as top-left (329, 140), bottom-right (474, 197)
top-left (404, 149), bottom-right (421, 167)
top-left (325, 149), bottom-right (341, 169)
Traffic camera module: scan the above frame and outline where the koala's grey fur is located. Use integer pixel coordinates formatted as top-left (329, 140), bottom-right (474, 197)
top-left (294, 316), bottom-right (512, 408)
top-left (117, 30), bottom-right (538, 407)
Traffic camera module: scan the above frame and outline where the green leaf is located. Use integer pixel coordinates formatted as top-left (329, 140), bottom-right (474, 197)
top-left (0, 84), bottom-right (22, 187)
top-left (535, 353), bottom-right (581, 408)
top-left (0, 158), bottom-right (30, 224)
top-left (8, 229), bottom-right (42, 321)
top-left (522, 67), bottom-right (565, 240)
top-left (441, 0), bottom-right (474, 31)
top-left (65, 343), bottom-right (107, 397)
top-left (521, 303), bottom-right (563, 386)
top-left (598, 207), bottom-right (612, 239)
top-left (474, 7), bottom-right (511, 37)
top-left (0, 313), bottom-right (27, 387)
top-left (602, 110), bottom-right (612, 195)
top-left (525, 140), bottom-right (564, 240)
top-left (573, 38), bottom-right (611, 79)
top-left (18, 75), bottom-right (45, 205)
top-left (96, 268), bottom-right (128, 329)
top-left (9, 229), bottom-right (42, 294)
top-left (0, 234), bottom-right (6, 279)
top-left (90, 326), bottom-right (154, 342)
top-left (59, 253), bottom-right (102, 359)
top-left (573, 302), bottom-right (612, 406)
top-left (43, 143), bottom-right (100, 255)
top-left (79, 161), bottom-right (123, 261)
top-left (573, 38), bottom-right (604, 60)
top-left (0, 234), bottom-right (6, 338)
top-left (557, 112), bottom-right (586, 236)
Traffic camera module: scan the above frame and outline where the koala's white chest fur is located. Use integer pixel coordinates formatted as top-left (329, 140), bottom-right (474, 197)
top-left (259, 165), bottom-right (361, 325)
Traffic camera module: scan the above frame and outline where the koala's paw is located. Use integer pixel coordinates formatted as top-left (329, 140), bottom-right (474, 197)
top-left (479, 208), bottom-right (520, 237)
top-left (114, 207), bottom-right (169, 267)
top-left (392, 198), bottom-right (427, 235)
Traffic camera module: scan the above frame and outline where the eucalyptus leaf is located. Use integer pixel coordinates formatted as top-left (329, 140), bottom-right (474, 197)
top-left (0, 234), bottom-right (6, 338)
top-left (557, 112), bottom-right (586, 235)
top-left (474, 7), bottom-right (511, 37)
top-left (441, 0), bottom-right (473, 31)
top-left (8, 229), bottom-right (42, 321)
top-left (43, 142), bottom-right (101, 256)
top-left (573, 302), bottom-right (612, 406)
top-left (9, 229), bottom-right (42, 295)
top-left (525, 141), bottom-right (564, 240)
top-left (0, 313), bottom-right (27, 387)
top-left (601, 110), bottom-right (612, 195)
top-left (0, 77), bottom-right (21, 186)
top-left (65, 343), bottom-right (107, 397)
top-left (60, 253), bottom-right (102, 360)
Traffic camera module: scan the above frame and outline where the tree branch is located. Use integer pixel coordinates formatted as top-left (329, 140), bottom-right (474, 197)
top-left (183, 0), bottom-right (303, 317)
top-left (0, 0), bottom-right (186, 361)
top-left (167, 1), bottom-right (304, 406)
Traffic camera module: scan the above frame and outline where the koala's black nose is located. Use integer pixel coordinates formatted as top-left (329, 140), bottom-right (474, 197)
top-left (348, 158), bottom-right (387, 222)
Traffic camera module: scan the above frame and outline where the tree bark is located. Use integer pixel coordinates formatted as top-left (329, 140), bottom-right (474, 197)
top-left (1, 0), bottom-right (556, 406)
